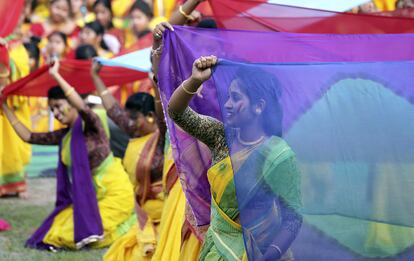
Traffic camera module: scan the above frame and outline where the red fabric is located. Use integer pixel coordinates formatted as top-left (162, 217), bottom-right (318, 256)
top-left (0, 0), bottom-right (24, 37)
top-left (376, 7), bottom-right (414, 18)
top-left (209, 0), bottom-right (414, 34)
top-left (0, 46), bottom-right (9, 68)
top-left (2, 59), bottom-right (148, 97)
top-left (0, 0), bottom-right (24, 68)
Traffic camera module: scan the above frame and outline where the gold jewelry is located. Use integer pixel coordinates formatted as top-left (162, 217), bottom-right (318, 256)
top-left (237, 130), bottom-right (265, 146)
top-left (100, 89), bottom-right (110, 96)
top-left (179, 5), bottom-right (194, 21)
top-left (154, 99), bottom-right (162, 103)
top-left (0, 71), bottom-right (10, 78)
top-left (11, 119), bottom-right (20, 127)
top-left (65, 87), bottom-right (75, 97)
top-left (147, 116), bottom-right (155, 124)
top-left (270, 244), bottom-right (282, 256)
top-left (181, 80), bottom-right (198, 95)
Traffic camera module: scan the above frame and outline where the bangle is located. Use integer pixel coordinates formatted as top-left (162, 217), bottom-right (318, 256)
top-left (100, 90), bottom-right (110, 96)
top-left (181, 80), bottom-right (199, 95)
top-left (65, 87), bottom-right (75, 97)
top-left (270, 244), bottom-right (282, 257)
top-left (155, 99), bottom-right (162, 103)
top-left (179, 5), bottom-right (195, 21)
top-left (0, 71), bottom-right (10, 78)
top-left (151, 44), bottom-right (163, 57)
top-left (11, 119), bottom-right (20, 127)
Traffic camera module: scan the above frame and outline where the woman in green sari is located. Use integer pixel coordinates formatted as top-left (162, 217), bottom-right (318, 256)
top-left (168, 56), bottom-right (302, 260)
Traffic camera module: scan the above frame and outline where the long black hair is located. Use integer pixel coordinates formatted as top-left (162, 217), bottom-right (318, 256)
top-left (47, 86), bottom-right (66, 100)
top-left (233, 66), bottom-right (283, 137)
top-left (125, 92), bottom-right (155, 119)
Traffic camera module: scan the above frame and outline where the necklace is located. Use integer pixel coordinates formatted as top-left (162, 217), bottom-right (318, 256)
top-left (237, 131), bottom-right (265, 147)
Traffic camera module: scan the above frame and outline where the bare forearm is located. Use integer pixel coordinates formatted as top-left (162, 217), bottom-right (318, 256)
top-left (52, 73), bottom-right (87, 111)
top-left (92, 73), bottom-right (117, 110)
top-left (2, 103), bottom-right (31, 142)
top-left (168, 77), bottom-right (202, 114)
top-left (169, 0), bottom-right (201, 25)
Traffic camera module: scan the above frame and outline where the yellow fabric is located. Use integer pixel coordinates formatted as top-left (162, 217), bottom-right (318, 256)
top-left (374, 0), bottom-right (396, 11)
top-left (0, 112), bottom-right (2, 174)
top-left (180, 232), bottom-right (202, 261)
top-left (112, 0), bottom-right (134, 18)
top-left (149, 16), bottom-right (169, 31)
top-left (152, 178), bottom-right (186, 261)
top-left (122, 134), bottom-right (154, 185)
top-left (43, 156), bottom-right (135, 249)
top-left (1, 43), bottom-right (31, 176)
top-left (153, 0), bottom-right (177, 19)
top-left (75, 13), bottom-right (96, 28)
top-left (105, 134), bottom-right (165, 260)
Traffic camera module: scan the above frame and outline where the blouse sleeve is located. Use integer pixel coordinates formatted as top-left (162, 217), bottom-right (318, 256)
top-left (106, 102), bottom-right (140, 138)
top-left (78, 106), bottom-right (104, 135)
top-left (168, 106), bottom-right (227, 156)
top-left (29, 128), bottom-right (68, 145)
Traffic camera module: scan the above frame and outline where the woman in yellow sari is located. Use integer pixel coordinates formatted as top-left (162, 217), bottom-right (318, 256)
top-left (168, 56), bottom-right (303, 260)
top-left (92, 60), bottom-right (169, 260)
top-left (1, 60), bottom-right (134, 250)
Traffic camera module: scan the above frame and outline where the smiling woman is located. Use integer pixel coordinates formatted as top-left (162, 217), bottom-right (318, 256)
top-left (1, 60), bottom-right (135, 251)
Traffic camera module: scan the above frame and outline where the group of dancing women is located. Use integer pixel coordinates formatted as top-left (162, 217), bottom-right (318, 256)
top-left (0, 0), bottom-right (306, 260)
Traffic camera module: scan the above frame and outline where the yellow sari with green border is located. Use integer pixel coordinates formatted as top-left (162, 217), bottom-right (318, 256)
top-left (42, 122), bottom-right (135, 249)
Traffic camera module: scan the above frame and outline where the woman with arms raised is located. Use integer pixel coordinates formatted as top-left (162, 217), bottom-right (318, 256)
top-left (168, 56), bottom-right (303, 260)
top-left (1, 60), bottom-right (135, 251)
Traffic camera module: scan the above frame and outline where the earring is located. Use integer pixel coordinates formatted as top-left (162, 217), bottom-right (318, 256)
top-left (255, 108), bottom-right (261, 115)
top-left (147, 116), bottom-right (155, 124)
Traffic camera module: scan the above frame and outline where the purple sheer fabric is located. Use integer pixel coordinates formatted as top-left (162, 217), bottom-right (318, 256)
top-left (212, 59), bottom-right (414, 260)
top-left (26, 117), bottom-right (103, 250)
top-left (158, 26), bottom-right (414, 231)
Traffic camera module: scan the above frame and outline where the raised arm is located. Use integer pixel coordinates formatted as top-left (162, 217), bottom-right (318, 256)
top-left (49, 60), bottom-right (87, 112)
top-left (169, 0), bottom-right (205, 25)
top-left (91, 61), bottom-right (117, 111)
top-left (168, 55), bottom-right (217, 114)
top-left (167, 56), bottom-right (226, 154)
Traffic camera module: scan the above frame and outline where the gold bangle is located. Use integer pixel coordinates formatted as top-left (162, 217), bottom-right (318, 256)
top-left (0, 71), bottom-right (10, 78)
top-left (65, 87), bottom-right (75, 97)
top-left (181, 81), bottom-right (198, 95)
top-left (179, 5), bottom-right (194, 21)
top-left (11, 120), bottom-right (20, 127)
top-left (154, 99), bottom-right (162, 103)
top-left (100, 90), bottom-right (110, 96)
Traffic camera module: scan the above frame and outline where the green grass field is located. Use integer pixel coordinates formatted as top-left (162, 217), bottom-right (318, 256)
top-left (0, 178), bottom-right (106, 261)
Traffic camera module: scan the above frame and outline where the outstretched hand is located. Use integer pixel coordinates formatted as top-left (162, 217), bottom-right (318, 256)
top-left (190, 55), bottom-right (218, 83)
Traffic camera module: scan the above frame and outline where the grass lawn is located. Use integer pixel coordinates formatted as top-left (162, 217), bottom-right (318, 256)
top-left (0, 178), bottom-right (106, 261)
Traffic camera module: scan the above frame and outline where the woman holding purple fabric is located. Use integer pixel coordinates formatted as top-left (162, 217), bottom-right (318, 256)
top-left (168, 56), bottom-right (302, 260)
top-left (1, 60), bottom-right (135, 251)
